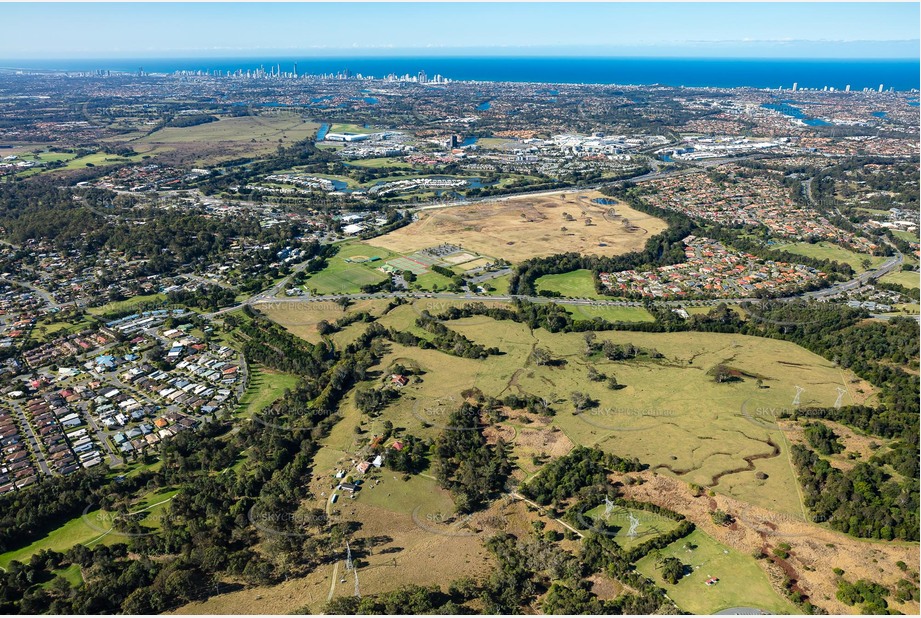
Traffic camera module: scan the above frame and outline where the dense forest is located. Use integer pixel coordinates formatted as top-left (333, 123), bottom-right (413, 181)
top-left (791, 444), bottom-right (919, 541)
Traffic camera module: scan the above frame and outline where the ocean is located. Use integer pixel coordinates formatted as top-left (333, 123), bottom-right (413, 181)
top-left (1, 57), bottom-right (918, 91)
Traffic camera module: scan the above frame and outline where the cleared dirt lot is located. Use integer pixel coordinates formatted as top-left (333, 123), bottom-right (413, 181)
top-left (369, 190), bottom-right (667, 262)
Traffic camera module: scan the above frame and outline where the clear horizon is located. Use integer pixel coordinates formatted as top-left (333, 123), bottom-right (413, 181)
top-left (0, 2), bottom-right (918, 59)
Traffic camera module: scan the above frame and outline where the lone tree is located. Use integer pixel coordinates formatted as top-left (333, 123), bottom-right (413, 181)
top-left (530, 347), bottom-right (553, 366)
top-left (659, 557), bottom-right (688, 585)
top-left (570, 391), bottom-right (596, 411)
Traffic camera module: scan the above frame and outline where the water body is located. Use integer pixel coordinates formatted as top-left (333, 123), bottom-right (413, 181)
top-left (871, 111), bottom-right (887, 118)
top-left (761, 102), bottom-right (830, 126)
top-left (315, 123), bottom-right (330, 141)
top-left (362, 97), bottom-right (378, 104)
top-left (461, 136), bottom-right (478, 147)
top-left (4, 57), bottom-right (919, 90)
top-left (476, 101), bottom-right (492, 111)
top-left (909, 99), bottom-right (920, 107)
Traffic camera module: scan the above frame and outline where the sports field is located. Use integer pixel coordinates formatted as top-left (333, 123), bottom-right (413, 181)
top-left (368, 190), bottom-right (667, 262)
top-left (303, 242), bottom-right (395, 295)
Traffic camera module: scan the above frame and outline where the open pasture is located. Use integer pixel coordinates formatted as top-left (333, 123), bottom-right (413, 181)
top-left (256, 298), bottom-right (392, 343)
top-left (368, 317), bottom-right (874, 516)
top-left (368, 190), bottom-right (667, 262)
top-left (265, 301), bottom-right (874, 516)
top-left (634, 528), bottom-right (796, 615)
top-left (127, 115), bottom-right (320, 165)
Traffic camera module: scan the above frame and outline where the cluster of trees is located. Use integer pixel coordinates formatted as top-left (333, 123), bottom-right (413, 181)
top-left (803, 422), bottom-right (844, 455)
top-left (384, 434), bottom-right (430, 474)
top-left (239, 307), bottom-right (332, 375)
top-left (791, 444), bottom-right (919, 541)
top-left (0, 469), bottom-right (111, 553)
top-left (354, 385), bottom-right (399, 416)
top-left (164, 114), bottom-right (218, 128)
top-left (166, 285), bottom-right (237, 311)
top-left (411, 312), bottom-right (501, 359)
top-left (321, 584), bottom-right (465, 615)
top-left (836, 578), bottom-right (894, 615)
top-left (316, 311), bottom-right (374, 337)
top-left (0, 392), bottom-right (350, 613)
top-left (574, 514), bottom-right (691, 614)
top-left (433, 404), bottom-right (512, 513)
top-left (520, 446), bottom-right (645, 508)
top-left (500, 393), bottom-right (555, 417)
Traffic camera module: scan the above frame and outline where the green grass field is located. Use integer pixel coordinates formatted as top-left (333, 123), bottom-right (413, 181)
top-left (535, 269), bottom-right (606, 299)
top-left (880, 269), bottom-right (920, 290)
top-left (0, 486), bottom-right (181, 569)
top-left (483, 274), bottom-right (511, 295)
top-left (346, 157), bottom-right (414, 169)
top-left (0, 511), bottom-right (114, 568)
top-left (329, 123), bottom-right (376, 134)
top-left (635, 529), bottom-right (796, 615)
top-left (236, 366), bottom-right (300, 419)
top-left (48, 564), bottom-right (83, 587)
top-left (775, 242), bottom-right (888, 273)
top-left (413, 271), bottom-right (455, 292)
top-left (87, 293), bottom-right (167, 316)
top-left (355, 472), bottom-right (455, 517)
top-left (564, 305), bottom-right (655, 323)
top-left (303, 172), bottom-right (361, 189)
top-left (60, 152), bottom-right (144, 170)
top-left (582, 504), bottom-right (680, 551)
top-left (891, 230), bottom-right (920, 243)
top-left (304, 241), bottom-right (395, 294)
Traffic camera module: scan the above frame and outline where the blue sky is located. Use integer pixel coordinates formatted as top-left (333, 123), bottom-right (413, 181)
top-left (1, 2), bottom-right (918, 58)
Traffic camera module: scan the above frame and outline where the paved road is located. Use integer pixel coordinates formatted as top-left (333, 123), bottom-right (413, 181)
top-left (0, 276), bottom-right (60, 310)
top-left (8, 399), bottom-right (50, 475)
